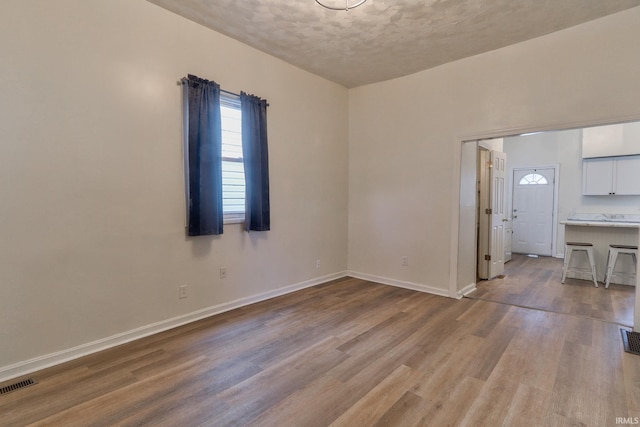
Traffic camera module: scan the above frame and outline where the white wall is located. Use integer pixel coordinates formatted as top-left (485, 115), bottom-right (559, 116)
top-left (504, 128), bottom-right (640, 257)
top-left (480, 138), bottom-right (503, 152)
top-left (0, 0), bottom-right (349, 375)
top-left (348, 6), bottom-right (640, 296)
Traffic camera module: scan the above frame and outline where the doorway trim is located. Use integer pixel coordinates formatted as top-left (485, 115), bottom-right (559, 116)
top-left (509, 164), bottom-right (560, 258)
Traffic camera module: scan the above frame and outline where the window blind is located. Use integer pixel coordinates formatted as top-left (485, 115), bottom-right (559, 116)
top-left (220, 94), bottom-right (245, 217)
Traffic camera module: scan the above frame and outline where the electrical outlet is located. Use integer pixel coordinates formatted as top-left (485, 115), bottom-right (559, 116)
top-left (220, 267), bottom-right (227, 279)
top-left (401, 256), bottom-right (409, 266)
top-left (178, 285), bottom-right (188, 299)
top-left (316, 259), bottom-right (321, 269)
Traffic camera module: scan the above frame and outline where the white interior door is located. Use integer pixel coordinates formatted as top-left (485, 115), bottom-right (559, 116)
top-left (512, 168), bottom-right (555, 256)
top-left (488, 151), bottom-right (506, 278)
top-left (478, 149), bottom-right (491, 280)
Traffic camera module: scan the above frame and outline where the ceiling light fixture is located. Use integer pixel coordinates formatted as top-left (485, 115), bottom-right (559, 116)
top-left (315, 0), bottom-right (368, 11)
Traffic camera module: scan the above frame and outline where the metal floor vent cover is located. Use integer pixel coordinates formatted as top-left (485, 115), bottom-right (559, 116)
top-left (0, 378), bottom-right (37, 395)
top-left (621, 329), bottom-right (640, 355)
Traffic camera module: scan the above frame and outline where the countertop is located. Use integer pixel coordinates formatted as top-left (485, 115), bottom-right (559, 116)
top-left (560, 220), bottom-right (640, 228)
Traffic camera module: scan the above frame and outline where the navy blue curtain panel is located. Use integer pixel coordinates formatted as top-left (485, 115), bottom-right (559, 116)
top-left (185, 75), bottom-right (224, 236)
top-left (240, 92), bottom-right (270, 232)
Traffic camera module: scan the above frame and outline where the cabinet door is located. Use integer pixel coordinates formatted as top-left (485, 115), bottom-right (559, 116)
top-left (614, 155), bottom-right (640, 195)
top-left (582, 158), bottom-right (614, 195)
top-left (582, 122), bottom-right (640, 158)
top-left (582, 124), bottom-right (624, 158)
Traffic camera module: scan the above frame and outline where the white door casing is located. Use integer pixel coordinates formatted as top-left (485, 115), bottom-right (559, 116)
top-left (512, 167), bottom-right (555, 256)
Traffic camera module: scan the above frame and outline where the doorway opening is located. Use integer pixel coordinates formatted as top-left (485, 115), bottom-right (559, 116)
top-left (455, 123), bottom-right (638, 329)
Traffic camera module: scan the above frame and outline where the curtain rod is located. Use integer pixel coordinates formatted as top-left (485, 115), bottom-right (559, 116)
top-left (179, 78), bottom-right (268, 106)
top-left (179, 78), bottom-right (239, 98)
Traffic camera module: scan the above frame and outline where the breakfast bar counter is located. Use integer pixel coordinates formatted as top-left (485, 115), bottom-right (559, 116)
top-left (560, 216), bottom-right (639, 285)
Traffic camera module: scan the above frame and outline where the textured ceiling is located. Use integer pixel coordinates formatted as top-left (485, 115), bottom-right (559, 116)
top-left (146, 0), bottom-right (640, 88)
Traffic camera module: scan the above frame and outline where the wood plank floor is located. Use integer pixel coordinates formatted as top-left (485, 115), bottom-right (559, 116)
top-left (470, 254), bottom-right (635, 327)
top-left (2, 276), bottom-right (639, 426)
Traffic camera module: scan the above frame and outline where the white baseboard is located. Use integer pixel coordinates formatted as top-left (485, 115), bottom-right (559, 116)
top-left (458, 283), bottom-right (477, 298)
top-left (0, 271), bottom-right (348, 383)
top-left (347, 271), bottom-right (451, 298)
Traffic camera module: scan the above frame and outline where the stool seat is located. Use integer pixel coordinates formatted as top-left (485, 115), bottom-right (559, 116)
top-left (605, 244), bottom-right (638, 288)
top-left (562, 242), bottom-right (598, 287)
top-left (566, 242), bottom-right (594, 246)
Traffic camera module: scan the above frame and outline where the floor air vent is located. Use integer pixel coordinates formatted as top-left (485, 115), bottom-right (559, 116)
top-left (621, 329), bottom-right (640, 355)
top-left (0, 378), bottom-right (37, 395)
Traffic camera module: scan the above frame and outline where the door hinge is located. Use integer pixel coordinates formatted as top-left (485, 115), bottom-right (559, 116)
top-left (485, 208), bottom-right (492, 215)
top-left (485, 254), bottom-right (491, 261)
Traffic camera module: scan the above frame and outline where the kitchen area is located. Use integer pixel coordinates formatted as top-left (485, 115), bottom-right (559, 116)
top-left (504, 121), bottom-right (640, 287)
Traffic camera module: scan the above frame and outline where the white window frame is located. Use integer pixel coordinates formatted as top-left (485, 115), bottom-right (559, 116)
top-left (518, 173), bottom-right (548, 186)
top-left (220, 93), bottom-right (245, 224)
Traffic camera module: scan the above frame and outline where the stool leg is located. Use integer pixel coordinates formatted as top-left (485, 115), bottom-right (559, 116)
top-left (605, 250), bottom-right (618, 289)
top-left (586, 248), bottom-right (598, 288)
top-left (561, 246), bottom-right (572, 284)
top-left (603, 249), bottom-right (611, 287)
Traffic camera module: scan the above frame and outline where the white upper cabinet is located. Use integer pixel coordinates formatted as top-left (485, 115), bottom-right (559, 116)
top-left (582, 157), bottom-right (614, 195)
top-left (615, 156), bottom-right (640, 195)
top-left (582, 155), bottom-right (640, 195)
top-left (582, 122), bottom-right (640, 158)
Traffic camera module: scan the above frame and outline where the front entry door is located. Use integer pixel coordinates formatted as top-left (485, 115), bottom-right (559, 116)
top-left (512, 167), bottom-right (555, 256)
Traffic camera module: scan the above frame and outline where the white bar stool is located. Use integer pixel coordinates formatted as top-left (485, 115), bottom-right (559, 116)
top-left (561, 242), bottom-right (598, 287)
top-left (604, 244), bottom-right (638, 289)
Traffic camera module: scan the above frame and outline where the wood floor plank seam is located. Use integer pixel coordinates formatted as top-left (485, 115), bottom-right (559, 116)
top-left (465, 294), bottom-right (633, 328)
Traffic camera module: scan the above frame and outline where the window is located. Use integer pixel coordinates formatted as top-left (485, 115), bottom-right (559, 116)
top-left (518, 173), bottom-right (548, 185)
top-left (220, 94), bottom-right (245, 222)
top-left (183, 74), bottom-right (270, 235)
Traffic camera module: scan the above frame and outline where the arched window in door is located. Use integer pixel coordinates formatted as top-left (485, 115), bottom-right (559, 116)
top-left (518, 173), bottom-right (548, 185)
